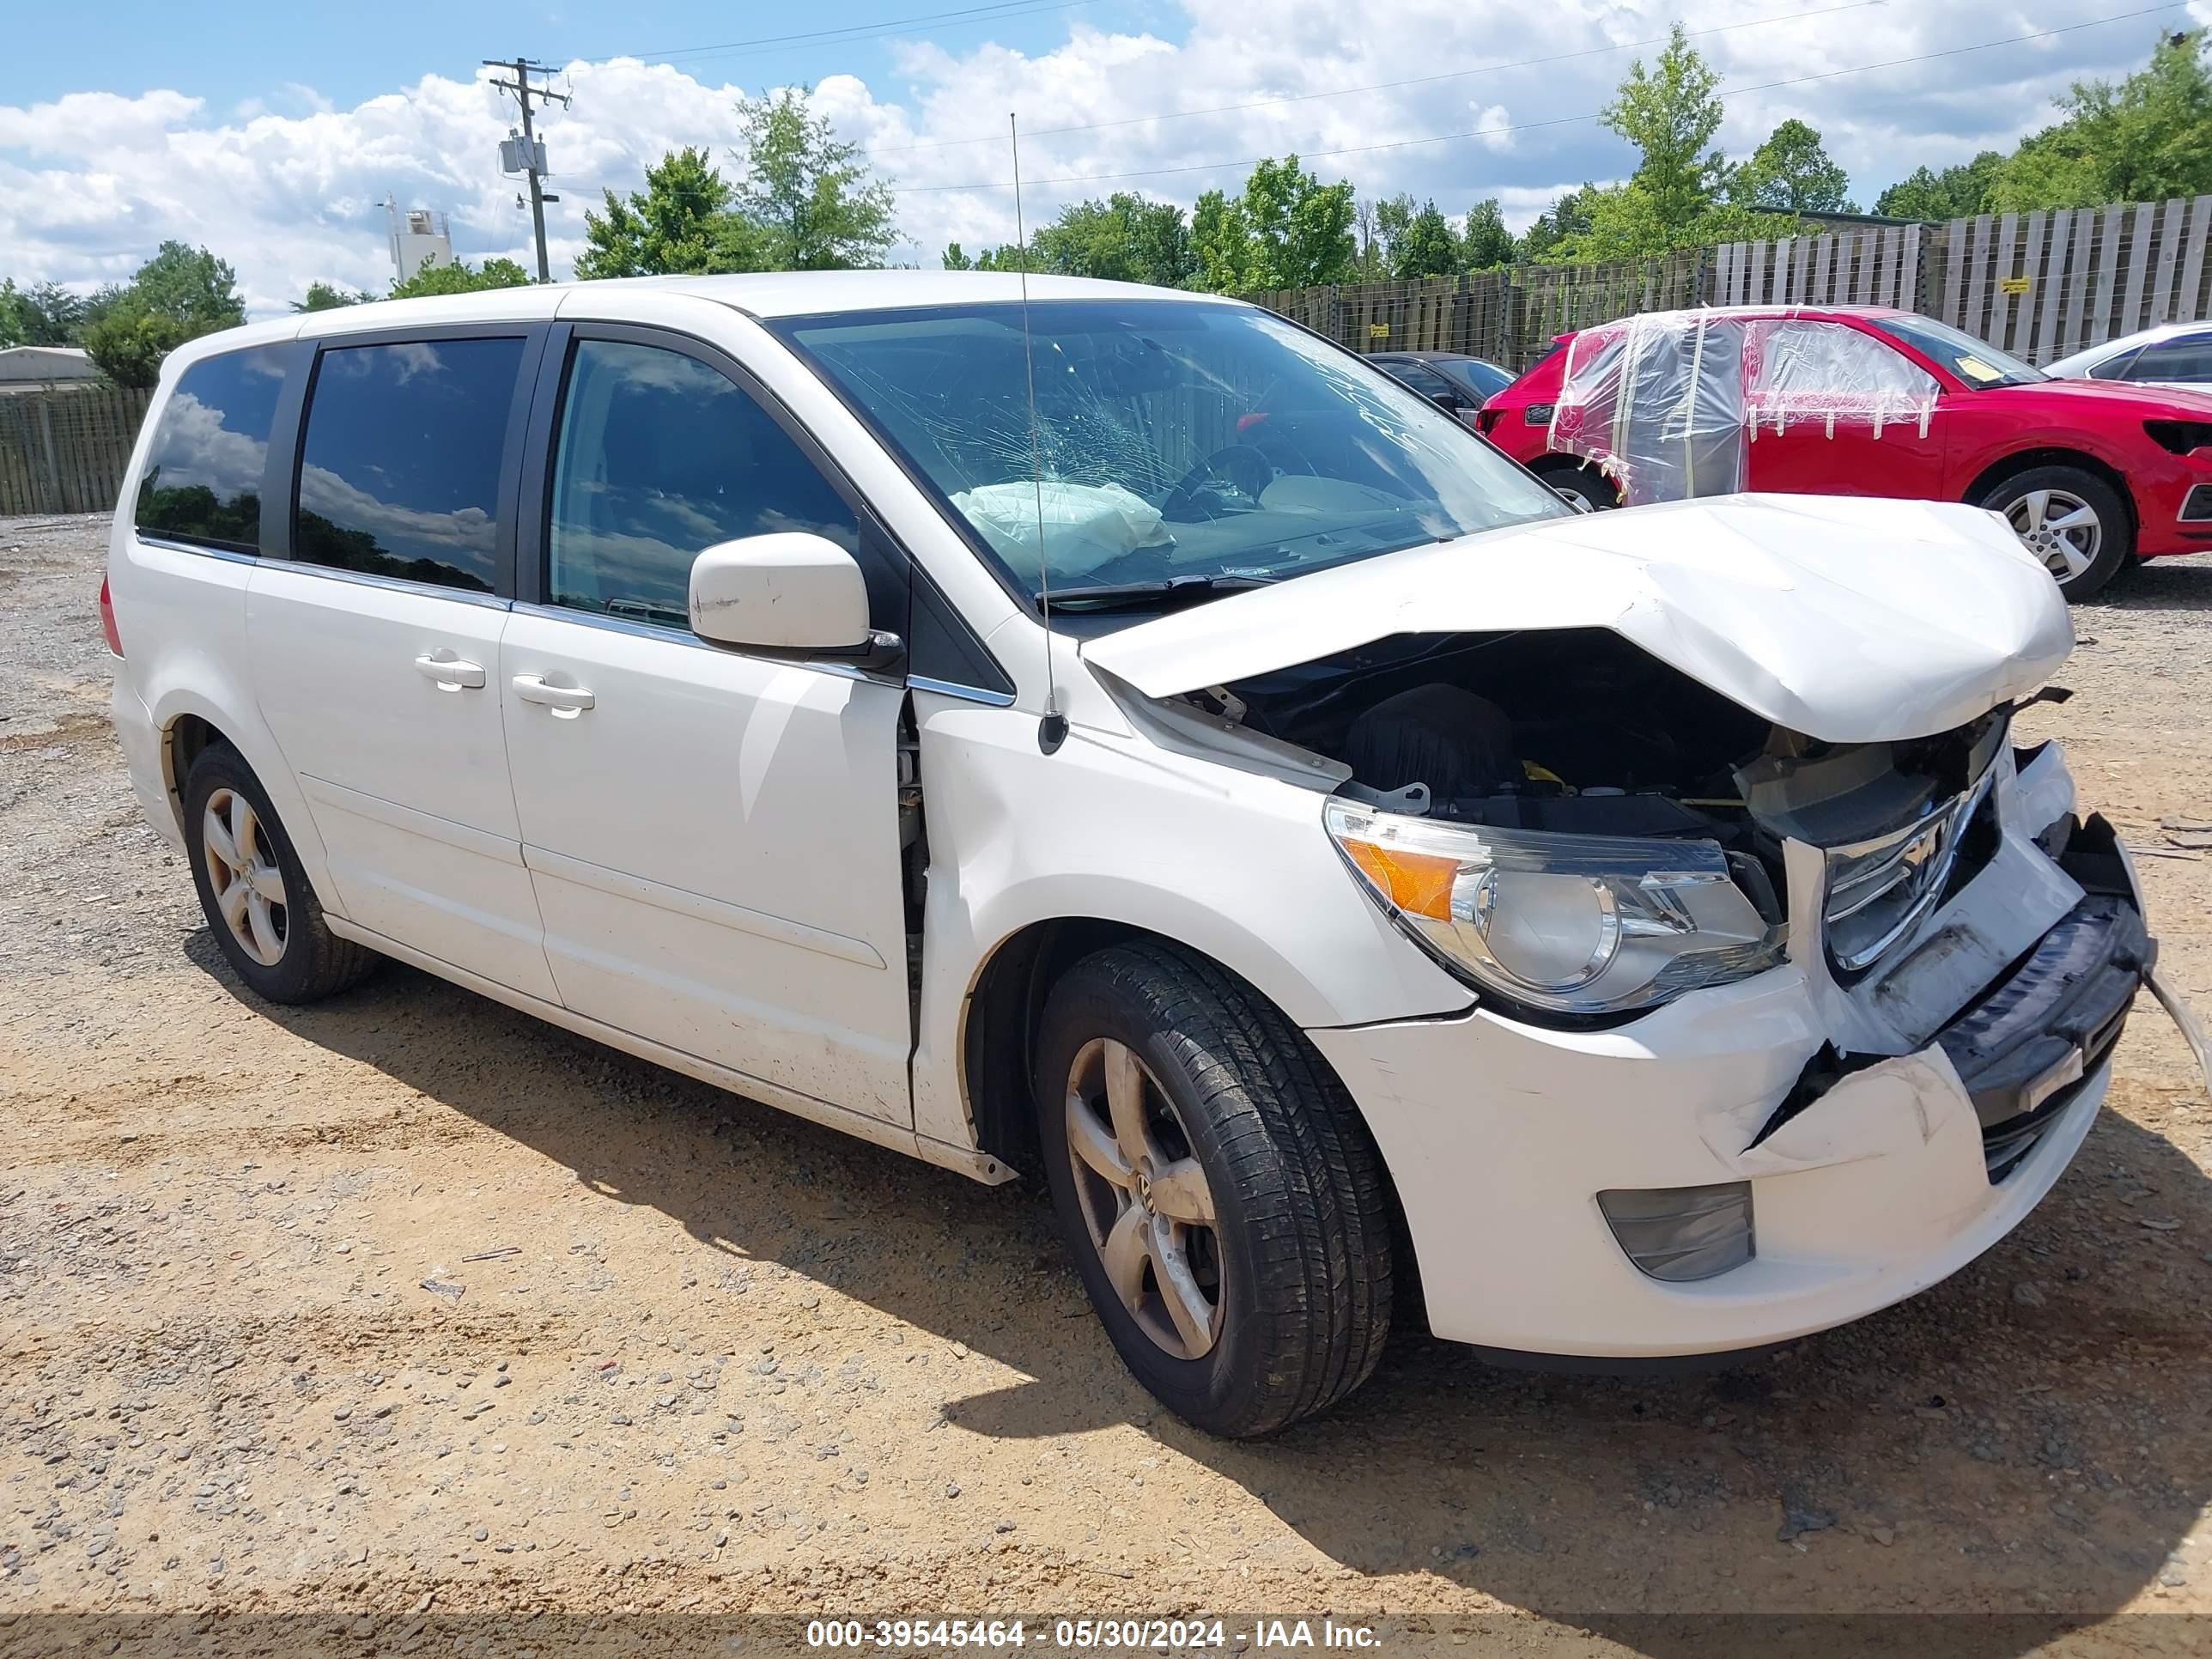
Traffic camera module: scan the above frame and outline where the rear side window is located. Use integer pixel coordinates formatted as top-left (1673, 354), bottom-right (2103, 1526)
top-left (1386, 362), bottom-right (1457, 402)
top-left (134, 347), bottom-right (289, 554)
top-left (2123, 335), bottom-right (2212, 383)
top-left (545, 337), bottom-right (866, 627)
top-left (295, 337), bottom-right (526, 592)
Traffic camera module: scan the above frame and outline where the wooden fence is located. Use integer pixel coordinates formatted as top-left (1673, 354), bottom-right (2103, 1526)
top-left (1249, 196), bottom-right (2212, 374)
top-left (0, 385), bottom-right (152, 515)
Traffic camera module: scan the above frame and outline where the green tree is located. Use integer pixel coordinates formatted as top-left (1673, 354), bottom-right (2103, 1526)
top-left (79, 241), bottom-right (245, 388)
top-left (1459, 198), bottom-right (1515, 270)
top-left (1730, 119), bottom-right (1855, 213)
top-left (126, 241), bottom-right (246, 331)
top-left (1191, 188), bottom-right (1258, 292)
top-left (1026, 193), bottom-right (1194, 286)
top-left (1237, 155), bottom-right (1357, 289)
top-left (1390, 200), bottom-right (1459, 278)
top-left (733, 88), bottom-right (897, 270)
top-left (0, 278), bottom-right (88, 347)
top-left (1516, 185), bottom-right (1596, 262)
top-left (940, 242), bottom-right (975, 270)
top-left (292, 281), bottom-right (368, 313)
top-left (1362, 192), bottom-right (1414, 277)
top-left (1989, 31), bottom-right (2212, 210)
top-left (1601, 25), bottom-right (1728, 239)
top-left (1875, 151), bottom-right (2004, 220)
top-left (576, 146), bottom-right (765, 279)
top-left (387, 256), bottom-right (532, 301)
top-left (81, 311), bottom-right (192, 388)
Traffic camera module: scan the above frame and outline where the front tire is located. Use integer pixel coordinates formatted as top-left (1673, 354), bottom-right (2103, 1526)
top-left (183, 744), bottom-right (380, 1003)
top-left (1532, 456), bottom-right (1620, 512)
top-left (1978, 465), bottom-right (2132, 600)
top-left (1035, 942), bottom-right (1395, 1438)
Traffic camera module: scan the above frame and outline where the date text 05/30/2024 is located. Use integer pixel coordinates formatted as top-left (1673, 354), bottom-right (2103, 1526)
top-left (805, 1619), bottom-right (1384, 1650)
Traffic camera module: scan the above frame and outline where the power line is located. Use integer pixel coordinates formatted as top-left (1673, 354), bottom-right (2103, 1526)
top-left (887, 3), bottom-right (2187, 196)
top-left (865, 0), bottom-right (1887, 157)
top-left (602, 1), bottom-right (1092, 69)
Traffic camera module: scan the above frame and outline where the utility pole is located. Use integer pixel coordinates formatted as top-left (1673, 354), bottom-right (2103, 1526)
top-left (485, 58), bottom-right (570, 282)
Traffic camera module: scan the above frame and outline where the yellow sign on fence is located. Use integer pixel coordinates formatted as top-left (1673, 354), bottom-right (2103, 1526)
top-left (1998, 276), bottom-right (2033, 295)
top-left (1369, 323), bottom-right (1390, 338)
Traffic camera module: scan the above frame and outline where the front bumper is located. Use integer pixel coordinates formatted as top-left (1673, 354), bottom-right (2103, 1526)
top-left (1311, 786), bottom-right (2147, 1361)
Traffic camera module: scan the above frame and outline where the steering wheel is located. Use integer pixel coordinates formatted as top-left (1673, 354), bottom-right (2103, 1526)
top-left (1161, 444), bottom-right (1275, 521)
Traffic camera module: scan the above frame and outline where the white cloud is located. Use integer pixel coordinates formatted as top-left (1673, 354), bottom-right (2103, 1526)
top-left (0, 1), bottom-right (2185, 313)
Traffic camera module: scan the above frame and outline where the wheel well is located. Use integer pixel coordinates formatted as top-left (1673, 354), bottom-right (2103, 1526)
top-left (959, 920), bottom-right (1417, 1317)
top-left (1964, 447), bottom-right (2136, 538)
top-left (1530, 453), bottom-right (1620, 497)
top-left (962, 918), bottom-right (1139, 1183)
top-left (163, 714), bottom-right (228, 823)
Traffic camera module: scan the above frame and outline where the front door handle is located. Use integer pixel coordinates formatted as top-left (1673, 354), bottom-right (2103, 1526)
top-left (512, 673), bottom-right (595, 715)
top-left (414, 652), bottom-right (486, 690)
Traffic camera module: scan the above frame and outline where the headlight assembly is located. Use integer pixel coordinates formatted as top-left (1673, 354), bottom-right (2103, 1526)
top-left (1324, 798), bottom-right (1785, 1017)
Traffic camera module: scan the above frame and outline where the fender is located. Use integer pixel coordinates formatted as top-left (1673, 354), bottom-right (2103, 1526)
top-left (142, 678), bottom-right (345, 920)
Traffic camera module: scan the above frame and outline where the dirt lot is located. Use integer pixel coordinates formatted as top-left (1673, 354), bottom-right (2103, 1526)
top-left (3, 513), bottom-right (2210, 1653)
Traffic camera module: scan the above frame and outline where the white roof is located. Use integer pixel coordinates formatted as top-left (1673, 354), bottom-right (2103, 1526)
top-left (160, 271), bottom-right (1234, 382)
top-left (577, 270), bottom-right (1221, 317)
top-left (0, 344), bottom-right (100, 384)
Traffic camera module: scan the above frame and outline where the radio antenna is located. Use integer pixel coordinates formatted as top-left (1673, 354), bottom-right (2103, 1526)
top-left (1011, 112), bottom-right (1067, 755)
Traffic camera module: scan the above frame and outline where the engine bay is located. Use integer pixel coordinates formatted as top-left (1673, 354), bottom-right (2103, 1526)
top-left (1192, 628), bottom-right (2014, 933)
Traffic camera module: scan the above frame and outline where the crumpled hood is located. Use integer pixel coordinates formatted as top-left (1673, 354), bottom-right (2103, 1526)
top-left (1079, 494), bottom-right (2073, 743)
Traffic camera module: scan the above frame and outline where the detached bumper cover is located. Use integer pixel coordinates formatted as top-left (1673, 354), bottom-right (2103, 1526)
top-left (1936, 890), bottom-right (2147, 1178)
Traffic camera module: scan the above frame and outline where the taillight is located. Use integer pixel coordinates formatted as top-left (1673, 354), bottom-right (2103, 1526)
top-left (100, 574), bottom-right (123, 657)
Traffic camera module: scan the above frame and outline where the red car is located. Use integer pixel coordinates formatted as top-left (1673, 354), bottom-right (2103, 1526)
top-left (1476, 304), bottom-right (2212, 599)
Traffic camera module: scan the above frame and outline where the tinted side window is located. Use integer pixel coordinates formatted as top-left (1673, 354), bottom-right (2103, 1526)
top-left (546, 338), bottom-right (866, 629)
top-left (135, 347), bottom-right (289, 553)
top-left (1389, 363), bottom-right (1457, 402)
top-left (2124, 337), bottom-right (2212, 382)
top-left (295, 337), bottom-right (525, 592)
top-left (2087, 347), bottom-right (2142, 380)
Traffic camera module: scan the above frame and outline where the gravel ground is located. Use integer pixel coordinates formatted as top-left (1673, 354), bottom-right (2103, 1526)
top-left (2, 514), bottom-right (2210, 1654)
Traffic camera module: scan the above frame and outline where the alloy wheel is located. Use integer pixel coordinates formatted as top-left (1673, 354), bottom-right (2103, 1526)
top-left (1063, 1037), bottom-right (1224, 1360)
top-left (201, 787), bottom-right (288, 967)
top-left (2004, 486), bottom-right (2102, 585)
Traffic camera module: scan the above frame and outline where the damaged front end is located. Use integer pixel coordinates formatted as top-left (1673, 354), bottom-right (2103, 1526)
top-left (1111, 621), bottom-right (2168, 1304)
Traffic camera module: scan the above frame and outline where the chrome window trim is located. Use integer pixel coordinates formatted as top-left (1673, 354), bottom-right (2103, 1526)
top-left (134, 535), bottom-right (259, 567)
top-left (267, 560), bottom-right (512, 611)
top-left (908, 675), bottom-right (1017, 708)
top-left (507, 599), bottom-right (906, 689)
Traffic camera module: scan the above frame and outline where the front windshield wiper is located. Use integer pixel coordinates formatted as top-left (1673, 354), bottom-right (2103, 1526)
top-left (1037, 573), bottom-right (1275, 614)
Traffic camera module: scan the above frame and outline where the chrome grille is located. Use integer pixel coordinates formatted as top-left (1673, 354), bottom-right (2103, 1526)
top-left (1822, 769), bottom-right (1994, 975)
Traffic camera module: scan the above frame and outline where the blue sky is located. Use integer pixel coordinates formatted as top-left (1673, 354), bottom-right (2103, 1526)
top-left (4, 3), bottom-right (1165, 117)
top-left (4, 2), bottom-right (2203, 314)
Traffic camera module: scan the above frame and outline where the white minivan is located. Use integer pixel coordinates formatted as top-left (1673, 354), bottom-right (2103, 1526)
top-left (106, 272), bottom-right (2160, 1437)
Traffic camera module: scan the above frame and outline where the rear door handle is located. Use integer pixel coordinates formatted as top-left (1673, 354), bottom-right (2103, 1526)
top-left (512, 673), bottom-right (595, 714)
top-left (414, 653), bottom-right (486, 690)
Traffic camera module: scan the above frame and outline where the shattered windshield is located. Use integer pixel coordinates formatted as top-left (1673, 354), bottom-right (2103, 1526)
top-left (772, 300), bottom-right (1567, 611)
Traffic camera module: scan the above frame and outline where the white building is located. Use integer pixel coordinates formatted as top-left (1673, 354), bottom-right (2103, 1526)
top-left (0, 344), bottom-right (101, 392)
top-left (386, 199), bottom-right (454, 284)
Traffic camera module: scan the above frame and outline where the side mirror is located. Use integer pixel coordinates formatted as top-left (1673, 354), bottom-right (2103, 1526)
top-left (689, 532), bottom-right (871, 653)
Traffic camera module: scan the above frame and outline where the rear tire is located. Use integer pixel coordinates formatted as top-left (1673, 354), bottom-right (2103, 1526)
top-left (183, 744), bottom-right (380, 1003)
top-left (1533, 456), bottom-right (1620, 512)
top-left (1034, 941), bottom-right (1395, 1438)
top-left (1977, 465), bottom-right (2131, 601)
